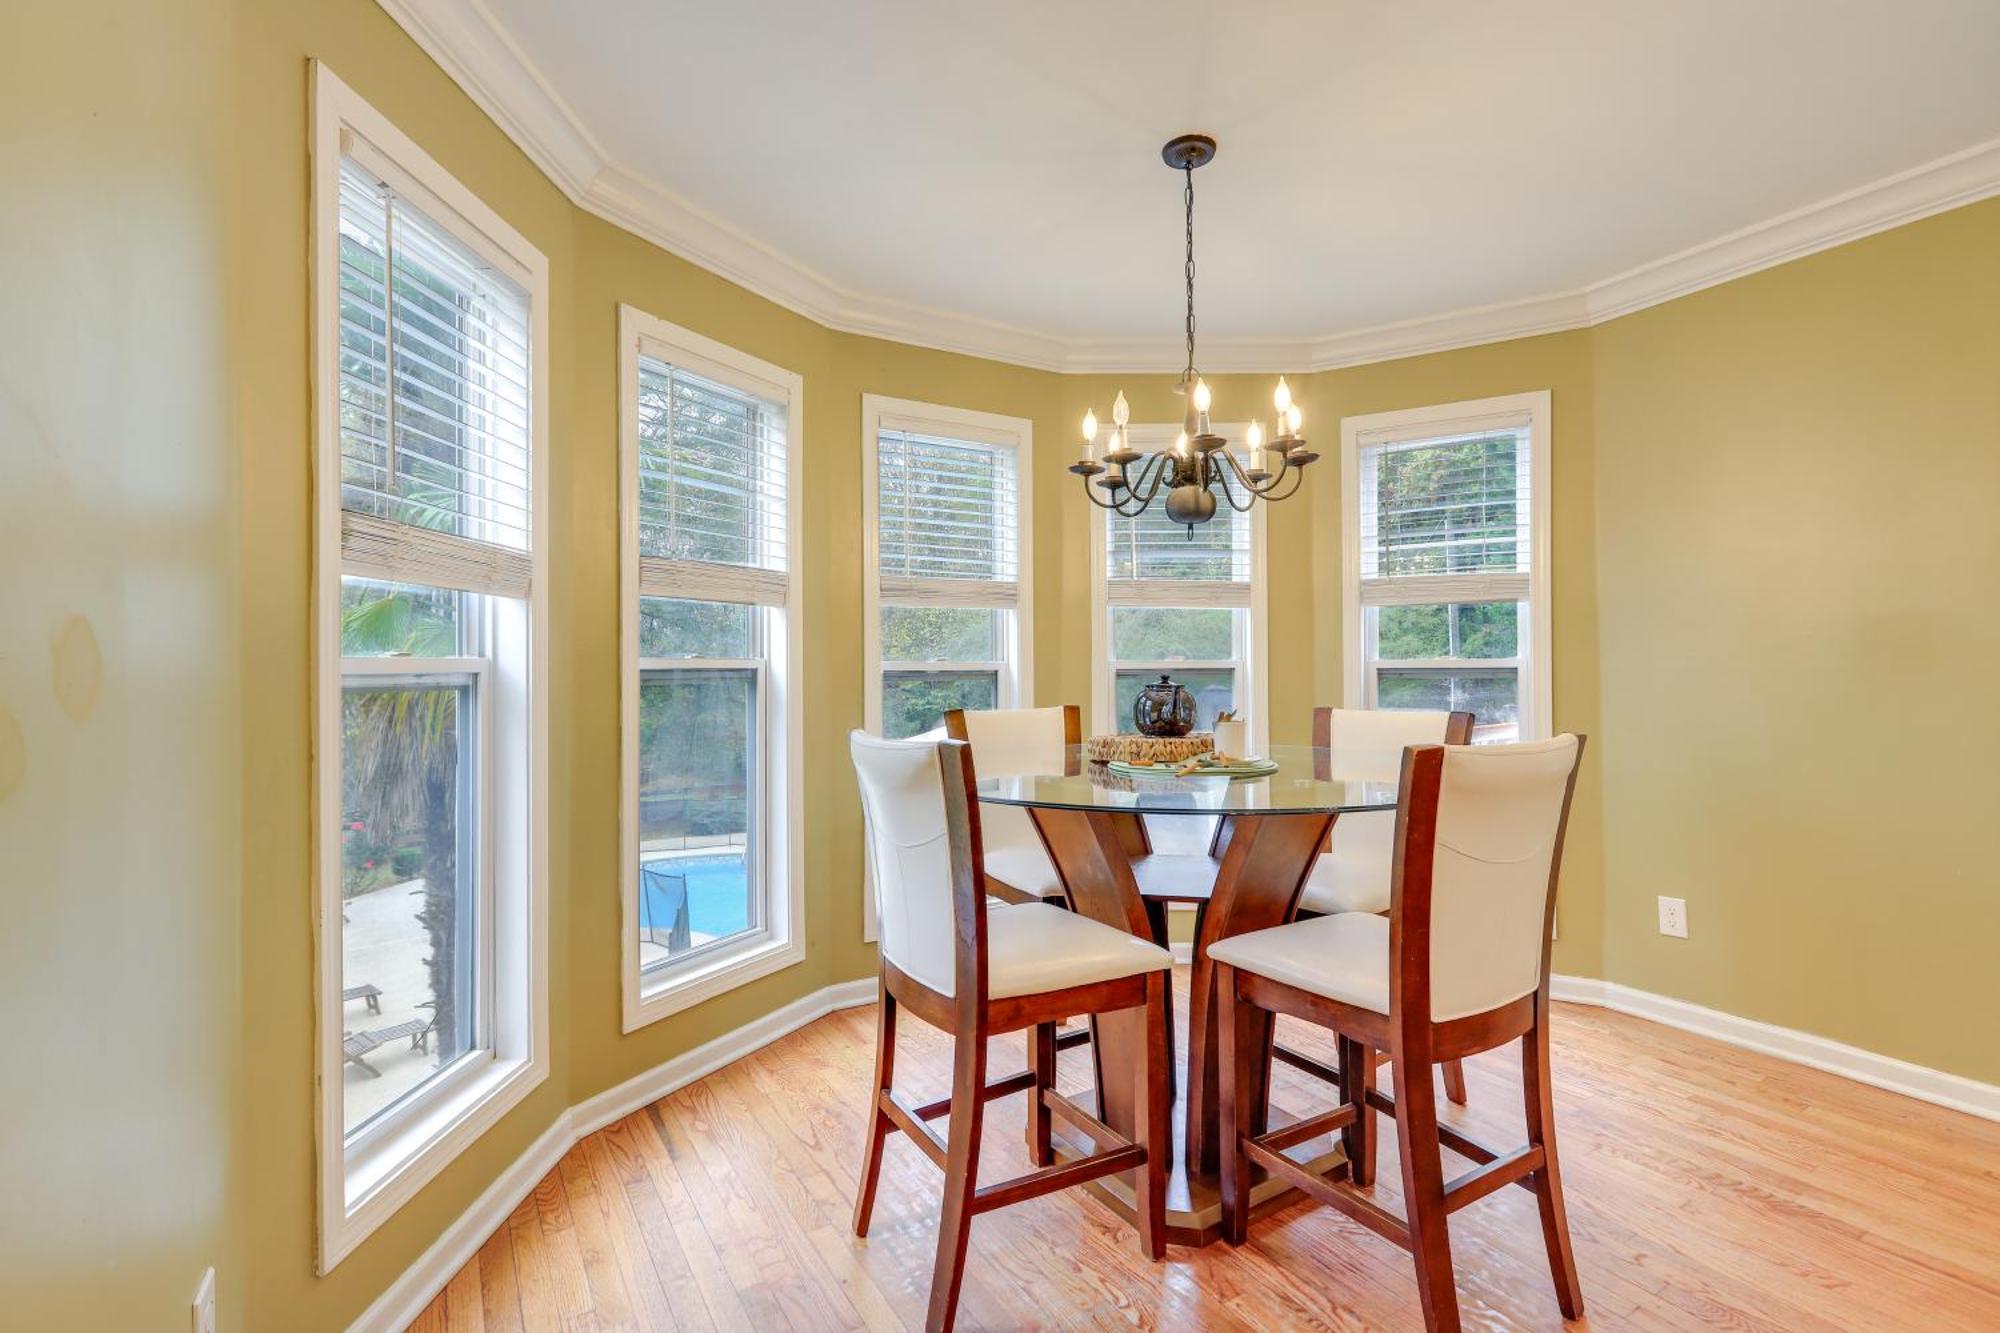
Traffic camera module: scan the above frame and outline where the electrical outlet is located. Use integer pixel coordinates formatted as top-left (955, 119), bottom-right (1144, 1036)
top-left (1657, 896), bottom-right (1688, 939)
top-left (191, 1267), bottom-right (215, 1333)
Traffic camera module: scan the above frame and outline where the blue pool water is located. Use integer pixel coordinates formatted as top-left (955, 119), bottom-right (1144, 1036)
top-left (641, 853), bottom-right (750, 939)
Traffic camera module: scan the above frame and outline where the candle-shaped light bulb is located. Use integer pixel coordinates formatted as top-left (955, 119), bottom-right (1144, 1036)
top-left (1175, 430), bottom-right (1189, 456)
top-left (1081, 409), bottom-right (1098, 457)
top-left (1246, 418), bottom-right (1264, 464)
top-left (1286, 403), bottom-right (1303, 435)
top-left (1112, 390), bottom-right (1130, 427)
top-left (1273, 376), bottom-right (1293, 417)
top-left (1193, 378), bottom-right (1212, 414)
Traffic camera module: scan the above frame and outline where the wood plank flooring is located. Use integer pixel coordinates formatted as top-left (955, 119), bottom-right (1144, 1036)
top-left (410, 980), bottom-right (2000, 1331)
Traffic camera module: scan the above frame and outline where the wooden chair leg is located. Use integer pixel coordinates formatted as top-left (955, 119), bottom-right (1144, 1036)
top-left (1027, 1021), bottom-right (1055, 1167)
top-left (1134, 971), bottom-right (1169, 1260)
top-left (1216, 964), bottom-right (1252, 1246)
top-left (1337, 1034), bottom-right (1376, 1189)
top-left (853, 978), bottom-right (897, 1237)
top-left (1441, 1058), bottom-right (1468, 1106)
top-left (1523, 1017), bottom-right (1585, 1320)
top-left (1392, 1046), bottom-right (1461, 1332)
top-left (926, 1020), bottom-right (988, 1333)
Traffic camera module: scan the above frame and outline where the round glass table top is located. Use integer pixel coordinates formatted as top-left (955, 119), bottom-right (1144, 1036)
top-left (976, 744), bottom-right (1401, 816)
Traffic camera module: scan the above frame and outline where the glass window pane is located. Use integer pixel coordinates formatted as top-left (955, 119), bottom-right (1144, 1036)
top-left (1366, 431), bottom-right (1523, 576)
top-left (1375, 667), bottom-right (1520, 742)
top-left (1113, 668), bottom-right (1237, 735)
top-left (881, 669), bottom-right (998, 738)
top-left (638, 668), bottom-right (759, 969)
top-left (879, 606), bottom-right (998, 663)
top-left (1373, 602), bottom-right (1518, 661)
top-left (638, 597), bottom-right (755, 659)
top-left (637, 360), bottom-right (787, 571)
top-left (340, 577), bottom-right (470, 657)
top-left (340, 676), bottom-right (478, 1138)
top-left (1110, 606), bottom-right (1235, 662)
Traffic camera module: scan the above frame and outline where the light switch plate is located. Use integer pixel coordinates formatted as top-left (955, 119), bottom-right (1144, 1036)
top-left (1657, 896), bottom-right (1688, 939)
top-left (192, 1267), bottom-right (216, 1333)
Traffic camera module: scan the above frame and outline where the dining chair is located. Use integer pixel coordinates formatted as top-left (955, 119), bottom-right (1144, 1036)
top-left (942, 705), bottom-right (1078, 906)
top-left (849, 731), bottom-right (1174, 1332)
top-left (1212, 734), bottom-right (1587, 1332)
top-left (1298, 707), bottom-right (1475, 1105)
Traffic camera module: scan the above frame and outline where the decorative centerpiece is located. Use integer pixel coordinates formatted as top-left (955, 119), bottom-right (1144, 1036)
top-left (1133, 674), bottom-right (1197, 737)
top-left (1085, 732), bottom-right (1214, 766)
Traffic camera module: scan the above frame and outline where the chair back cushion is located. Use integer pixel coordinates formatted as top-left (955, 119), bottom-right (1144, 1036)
top-left (954, 705), bottom-right (1070, 777)
top-left (1417, 735), bottom-right (1581, 1021)
top-left (850, 731), bottom-right (971, 997)
top-left (1323, 707), bottom-right (1455, 781)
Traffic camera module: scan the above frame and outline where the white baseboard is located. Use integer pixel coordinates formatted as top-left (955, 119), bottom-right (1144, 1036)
top-left (349, 977), bottom-right (878, 1333)
top-left (1551, 974), bottom-right (2000, 1123)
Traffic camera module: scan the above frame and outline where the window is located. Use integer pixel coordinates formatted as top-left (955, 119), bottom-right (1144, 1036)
top-left (620, 305), bottom-right (803, 1030)
top-left (863, 397), bottom-right (1033, 739)
top-left (1340, 391), bottom-right (1552, 743)
top-left (312, 63), bottom-right (548, 1272)
top-left (1093, 424), bottom-right (1266, 748)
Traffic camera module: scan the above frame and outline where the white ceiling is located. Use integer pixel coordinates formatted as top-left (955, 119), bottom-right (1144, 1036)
top-left (423, 0), bottom-right (2000, 366)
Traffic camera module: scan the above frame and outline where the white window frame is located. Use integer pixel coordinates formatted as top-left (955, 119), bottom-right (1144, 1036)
top-left (310, 62), bottom-right (550, 1273)
top-left (860, 395), bottom-right (1035, 737)
top-left (1338, 390), bottom-right (1553, 741)
top-left (618, 304), bottom-right (806, 1031)
top-left (1090, 423), bottom-right (1269, 754)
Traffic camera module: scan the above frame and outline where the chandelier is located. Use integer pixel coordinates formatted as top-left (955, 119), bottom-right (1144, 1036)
top-left (1071, 134), bottom-right (1317, 531)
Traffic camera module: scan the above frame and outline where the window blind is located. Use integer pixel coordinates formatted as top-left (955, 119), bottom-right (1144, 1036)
top-left (337, 160), bottom-right (533, 598)
top-left (1105, 488), bottom-right (1250, 607)
top-left (876, 428), bottom-right (1019, 609)
top-left (636, 356), bottom-right (789, 607)
top-left (1358, 425), bottom-right (1531, 607)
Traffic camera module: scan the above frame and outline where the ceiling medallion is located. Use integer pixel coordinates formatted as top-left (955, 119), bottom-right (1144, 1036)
top-left (1071, 134), bottom-right (1316, 531)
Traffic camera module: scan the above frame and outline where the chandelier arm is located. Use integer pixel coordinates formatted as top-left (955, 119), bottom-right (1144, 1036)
top-left (1218, 447), bottom-right (1293, 498)
top-left (1256, 464), bottom-right (1309, 505)
top-left (1211, 454), bottom-right (1260, 513)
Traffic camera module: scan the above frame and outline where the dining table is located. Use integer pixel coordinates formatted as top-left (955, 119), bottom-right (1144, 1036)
top-left (977, 742), bottom-right (1402, 1247)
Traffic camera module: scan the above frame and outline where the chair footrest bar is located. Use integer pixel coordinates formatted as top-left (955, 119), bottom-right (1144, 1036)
top-left (1054, 1026), bottom-right (1091, 1051)
top-left (910, 1068), bottom-right (1036, 1121)
top-left (881, 1091), bottom-right (949, 1170)
top-left (972, 1144), bottom-right (1146, 1216)
top-left (1443, 1145), bottom-right (1544, 1213)
top-left (1258, 1103), bottom-right (1358, 1155)
top-left (1271, 1042), bottom-right (1343, 1086)
top-left (1245, 1140), bottom-right (1408, 1249)
top-left (1044, 1090), bottom-right (1126, 1154)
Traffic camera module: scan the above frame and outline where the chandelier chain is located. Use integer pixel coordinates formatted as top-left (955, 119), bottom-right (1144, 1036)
top-left (1183, 161), bottom-right (1197, 385)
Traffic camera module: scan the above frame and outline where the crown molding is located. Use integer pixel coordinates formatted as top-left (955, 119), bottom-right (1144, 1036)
top-left (375, 0), bottom-right (2000, 375)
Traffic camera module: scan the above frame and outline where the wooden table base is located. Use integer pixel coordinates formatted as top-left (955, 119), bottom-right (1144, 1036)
top-left (1026, 806), bottom-right (1336, 1246)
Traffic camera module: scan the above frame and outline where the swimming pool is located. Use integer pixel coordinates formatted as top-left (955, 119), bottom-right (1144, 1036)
top-left (640, 852), bottom-right (750, 941)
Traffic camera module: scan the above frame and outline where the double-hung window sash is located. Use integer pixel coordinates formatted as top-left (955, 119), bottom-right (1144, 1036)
top-left (1104, 493), bottom-right (1251, 609)
top-left (635, 358), bottom-right (790, 607)
top-left (1355, 417), bottom-right (1532, 610)
top-left (336, 157), bottom-right (533, 598)
top-left (875, 424), bottom-right (1019, 609)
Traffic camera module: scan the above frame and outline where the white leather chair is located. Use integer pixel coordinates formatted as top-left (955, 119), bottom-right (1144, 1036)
top-left (942, 705), bottom-right (1076, 904)
top-left (849, 731), bottom-right (1174, 1332)
top-left (1213, 735), bottom-right (1588, 1333)
top-left (1296, 706), bottom-right (1476, 1106)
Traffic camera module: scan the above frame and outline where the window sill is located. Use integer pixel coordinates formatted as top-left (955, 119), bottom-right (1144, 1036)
top-left (321, 1050), bottom-right (547, 1273)
top-left (625, 930), bottom-right (806, 1033)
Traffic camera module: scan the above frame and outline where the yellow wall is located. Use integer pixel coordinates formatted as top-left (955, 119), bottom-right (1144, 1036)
top-left (1591, 197), bottom-right (2000, 1081)
top-left (1, 3), bottom-right (243, 1327)
top-left (5, 0), bottom-right (1994, 1327)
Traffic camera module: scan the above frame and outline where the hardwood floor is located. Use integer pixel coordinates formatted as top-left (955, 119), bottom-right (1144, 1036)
top-left (410, 981), bottom-right (2000, 1331)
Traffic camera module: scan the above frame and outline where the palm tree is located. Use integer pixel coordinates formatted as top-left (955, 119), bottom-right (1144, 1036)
top-left (342, 589), bottom-right (466, 1064)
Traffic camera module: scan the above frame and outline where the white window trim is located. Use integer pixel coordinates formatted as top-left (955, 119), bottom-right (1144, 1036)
top-left (1337, 390), bottom-right (1553, 740)
top-left (310, 61), bottom-right (551, 1274)
top-left (1090, 423), bottom-right (1270, 753)
top-left (859, 395), bottom-right (1034, 941)
top-left (618, 304), bottom-right (807, 1030)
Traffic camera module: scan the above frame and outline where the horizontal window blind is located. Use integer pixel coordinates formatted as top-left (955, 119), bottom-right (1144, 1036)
top-left (877, 428), bottom-right (1018, 609)
top-left (637, 356), bottom-right (788, 607)
top-left (337, 160), bottom-right (532, 598)
top-left (1106, 489), bottom-right (1249, 603)
top-left (1358, 425), bottom-right (1530, 608)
